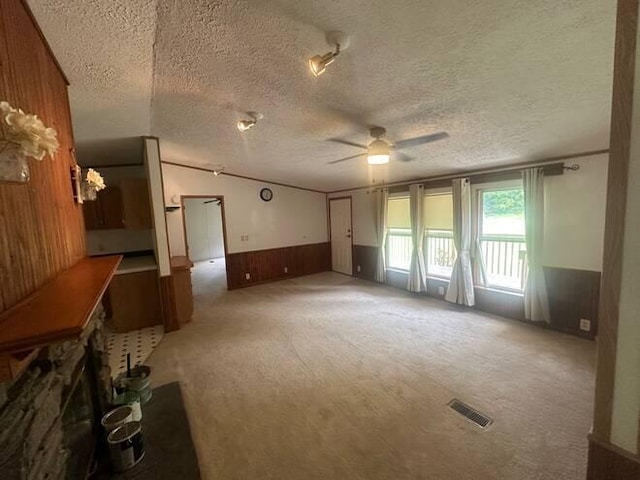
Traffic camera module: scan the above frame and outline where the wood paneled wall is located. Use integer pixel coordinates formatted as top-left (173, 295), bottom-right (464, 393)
top-left (0, 0), bottom-right (85, 313)
top-left (587, 437), bottom-right (640, 479)
top-left (352, 245), bottom-right (378, 281)
top-left (352, 244), bottom-right (601, 339)
top-left (226, 243), bottom-right (330, 289)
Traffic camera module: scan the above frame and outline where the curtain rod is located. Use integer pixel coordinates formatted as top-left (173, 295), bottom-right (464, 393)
top-left (329, 149), bottom-right (606, 194)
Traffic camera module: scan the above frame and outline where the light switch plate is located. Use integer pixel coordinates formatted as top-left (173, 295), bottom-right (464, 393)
top-left (245, 273), bottom-right (250, 280)
top-left (579, 319), bottom-right (591, 332)
top-left (438, 286), bottom-right (445, 295)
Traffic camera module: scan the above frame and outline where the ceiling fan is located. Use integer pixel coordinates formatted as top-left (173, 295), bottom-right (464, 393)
top-left (327, 127), bottom-right (448, 165)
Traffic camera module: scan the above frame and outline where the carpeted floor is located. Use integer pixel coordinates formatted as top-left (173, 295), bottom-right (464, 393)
top-left (147, 265), bottom-right (596, 480)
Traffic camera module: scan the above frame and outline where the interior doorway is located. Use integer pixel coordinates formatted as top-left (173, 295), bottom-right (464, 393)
top-left (181, 195), bottom-right (229, 294)
top-left (329, 197), bottom-right (353, 275)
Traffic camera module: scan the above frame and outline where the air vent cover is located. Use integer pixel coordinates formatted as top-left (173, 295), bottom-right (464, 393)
top-left (448, 399), bottom-right (493, 429)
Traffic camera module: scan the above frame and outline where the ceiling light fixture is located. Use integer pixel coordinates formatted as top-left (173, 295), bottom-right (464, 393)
top-left (236, 112), bottom-right (263, 132)
top-left (309, 31), bottom-right (350, 77)
top-left (367, 139), bottom-right (391, 165)
top-left (212, 165), bottom-right (225, 176)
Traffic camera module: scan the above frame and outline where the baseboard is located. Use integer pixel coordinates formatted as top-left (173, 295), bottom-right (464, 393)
top-left (587, 436), bottom-right (640, 479)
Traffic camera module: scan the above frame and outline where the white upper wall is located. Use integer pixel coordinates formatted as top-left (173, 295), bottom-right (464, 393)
top-left (162, 163), bottom-right (328, 255)
top-left (543, 154), bottom-right (608, 271)
top-left (329, 154), bottom-right (609, 272)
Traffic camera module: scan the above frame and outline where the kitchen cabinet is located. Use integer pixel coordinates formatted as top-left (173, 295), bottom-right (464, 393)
top-left (83, 178), bottom-right (152, 230)
top-left (106, 268), bottom-right (162, 333)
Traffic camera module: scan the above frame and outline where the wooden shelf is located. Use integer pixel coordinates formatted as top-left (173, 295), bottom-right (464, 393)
top-left (0, 255), bottom-right (121, 356)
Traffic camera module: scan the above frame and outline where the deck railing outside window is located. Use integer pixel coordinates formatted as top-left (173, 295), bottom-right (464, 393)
top-left (387, 229), bottom-right (412, 271)
top-left (424, 230), bottom-right (455, 278)
top-left (480, 234), bottom-right (527, 291)
top-left (387, 229), bottom-right (527, 291)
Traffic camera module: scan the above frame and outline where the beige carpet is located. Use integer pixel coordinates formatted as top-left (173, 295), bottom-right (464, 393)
top-left (147, 265), bottom-right (596, 480)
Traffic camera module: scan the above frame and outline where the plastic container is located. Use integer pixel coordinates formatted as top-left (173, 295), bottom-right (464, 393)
top-left (114, 391), bottom-right (142, 422)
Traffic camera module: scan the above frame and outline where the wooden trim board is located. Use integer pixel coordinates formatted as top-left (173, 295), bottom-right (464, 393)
top-left (593, 0), bottom-right (640, 443)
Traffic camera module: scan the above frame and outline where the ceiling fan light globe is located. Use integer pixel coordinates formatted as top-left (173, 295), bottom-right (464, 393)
top-left (367, 154), bottom-right (390, 165)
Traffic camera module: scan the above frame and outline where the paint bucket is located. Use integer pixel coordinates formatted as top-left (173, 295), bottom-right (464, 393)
top-left (107, 421), bottom-right (145, 472)
top-left (101, 406), bottom-right (133, 433)
top-left (115, 366), bottom-right (152, 405)
top-left (114, 391), bottom-right (142, 422)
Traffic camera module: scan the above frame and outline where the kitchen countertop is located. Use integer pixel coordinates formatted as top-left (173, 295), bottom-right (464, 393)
top-left (115, 255), bottom-right (158, 275)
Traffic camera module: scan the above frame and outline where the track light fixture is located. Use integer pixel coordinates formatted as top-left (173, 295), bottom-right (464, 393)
top-left (237, 112), bottom-right (263, 132)
top-left (308, 31), bottom-right (350, 77)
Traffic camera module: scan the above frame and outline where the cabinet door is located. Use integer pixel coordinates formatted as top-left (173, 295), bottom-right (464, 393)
top-left (121, 178), bottom-right (152, 229)
top-left (99, 186), bottom-right (126, 229)
top-left (82, 200), bottom-right (102, 230)
top-left (108, 270), bottom-right (162, 333)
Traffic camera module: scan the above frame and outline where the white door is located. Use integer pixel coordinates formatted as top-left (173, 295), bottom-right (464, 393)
top-left (330, 198), bottom-right (353, 275)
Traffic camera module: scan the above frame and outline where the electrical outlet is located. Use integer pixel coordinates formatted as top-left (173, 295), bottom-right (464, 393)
top-left (245, 273), bottom-right (250, 280)
top-left (357, 265), bottom-right (361, 272)
top-left (284, 267), bottom-right (288, 273)
top-left (579, 319), bottom-right (591, 332)
top-left (438, 286), bottom-right (445, 295)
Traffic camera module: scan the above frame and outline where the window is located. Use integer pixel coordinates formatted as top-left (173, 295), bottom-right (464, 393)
top-left (386, 196), bottom-right (411, 270)
top-left (423, 192), bottom-right (455, 278)
top-left (477, 186), bottom-right (527, 291)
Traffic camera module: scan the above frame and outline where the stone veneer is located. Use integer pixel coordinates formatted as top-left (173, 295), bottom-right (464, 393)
top-left (0, 302), bottom-right (111, 479)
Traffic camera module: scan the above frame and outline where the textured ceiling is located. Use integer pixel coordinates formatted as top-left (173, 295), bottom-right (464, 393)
top-left (29, 0), bottom-right (615, 191)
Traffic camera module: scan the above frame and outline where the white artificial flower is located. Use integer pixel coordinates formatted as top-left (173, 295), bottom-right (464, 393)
top-left (0, 100), bottom-right (59, 160)
top-left (86, 168), bottom-right (106, 191)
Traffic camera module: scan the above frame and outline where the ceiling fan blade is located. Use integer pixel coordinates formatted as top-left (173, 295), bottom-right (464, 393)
top-left (394, 132), bottom-right (449, 150)
top-left (327, 138), bottom-right (368, 150)
top-left (328, 153), bottom-right (367, 165)
top-left (394, 151), bottom-right (413, 162)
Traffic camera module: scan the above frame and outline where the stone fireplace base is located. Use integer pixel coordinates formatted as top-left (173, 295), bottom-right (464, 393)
top-left (0, 302), bottom-right (112, 479)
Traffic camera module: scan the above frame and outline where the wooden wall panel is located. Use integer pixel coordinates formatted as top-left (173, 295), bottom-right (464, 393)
top-left (352, 245), bottom-right (378, 281)
top-left (226, 243), bottom-right (330, 289)
top-left (587, 437), bottom-right (640, 479)
top-left (0, 0), bottom-right (85, 313)
top-left (545, 267), bottom-right (600, 339)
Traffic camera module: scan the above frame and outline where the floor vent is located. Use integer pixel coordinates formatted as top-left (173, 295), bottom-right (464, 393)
top-left (448, 399), bottom-right (493, 429)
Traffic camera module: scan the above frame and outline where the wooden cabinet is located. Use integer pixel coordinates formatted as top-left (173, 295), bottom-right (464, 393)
top-left (83, 178), bottom-right (152, 230)
top-left (121, 178), bottom-right (153, 229)
top-left (107, 270), bottom-right (162, 333)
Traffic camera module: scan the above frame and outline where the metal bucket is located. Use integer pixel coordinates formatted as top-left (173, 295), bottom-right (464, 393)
top-left (101, 406), bottom-right (133, 433)
top-left (107, 421), bottom-right (145, 472)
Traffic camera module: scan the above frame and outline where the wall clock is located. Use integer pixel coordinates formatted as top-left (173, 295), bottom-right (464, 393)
top-left (259, 187), bottom-right (273, 202)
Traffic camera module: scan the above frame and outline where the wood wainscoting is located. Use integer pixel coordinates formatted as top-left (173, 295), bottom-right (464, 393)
top-left (587, 436), bottom-right (640, 479)
top-left (226, 242), bottom-right (331, 289)
top-left (352, 245), bottom-right (379, 281)
top-left (0, 0), bottom-right (86, 314)
top-left (351, 245), bottom-right (601, 339)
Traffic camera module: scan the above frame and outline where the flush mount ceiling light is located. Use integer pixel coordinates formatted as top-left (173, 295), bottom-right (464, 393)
top-left (237, 112), bottom-right (263, 132)
top-left (309, 31), bottom-right (350, 77)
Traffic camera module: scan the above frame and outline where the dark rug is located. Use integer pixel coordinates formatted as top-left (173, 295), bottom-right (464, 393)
top-left (94, 382), bottom-right (200, 479)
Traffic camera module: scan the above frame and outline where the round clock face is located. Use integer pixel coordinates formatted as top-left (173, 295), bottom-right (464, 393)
top-left (260, 187), bottom-right (273, 202)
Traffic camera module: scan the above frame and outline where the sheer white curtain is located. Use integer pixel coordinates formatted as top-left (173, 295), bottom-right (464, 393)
top-left (407, 184), bottom-right (427, 292)
top-left (445, 178), bottom-right (475, 305)
top-left (375, 188), bottom-right (389, 283)
top-left (522, 168), bottom-right (550, 323)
